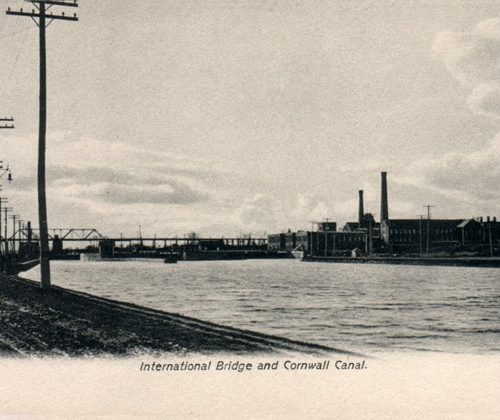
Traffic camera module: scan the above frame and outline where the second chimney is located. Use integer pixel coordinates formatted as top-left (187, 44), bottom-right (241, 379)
top-left (381, 171), bottom-right (389, 222)
top-left (358, 190), bottom-right (364, 227)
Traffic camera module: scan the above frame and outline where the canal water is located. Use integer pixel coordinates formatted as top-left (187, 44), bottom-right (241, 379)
top-left (24, 259), bottom-right (499, 354)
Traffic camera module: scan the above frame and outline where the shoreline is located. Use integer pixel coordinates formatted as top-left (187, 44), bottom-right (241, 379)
top-left (303, 256), bottom-right (500, 268)
top-left (0, 274), bottom-right (359, 357)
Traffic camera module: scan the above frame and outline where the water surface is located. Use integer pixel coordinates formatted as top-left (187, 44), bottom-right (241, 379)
top-left (24, 259), bottom-right (499, 354)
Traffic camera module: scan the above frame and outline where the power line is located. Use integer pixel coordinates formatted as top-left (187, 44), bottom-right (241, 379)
top-left (0, 26), bottom-right (31, 107)
top-left (0, 25), bottom-right (34, 40)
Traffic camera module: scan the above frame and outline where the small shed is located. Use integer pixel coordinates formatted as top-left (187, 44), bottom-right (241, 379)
top-left (351, 248), bottom-right (363, 258)
top-left (457, 219), bottom-right (482, 244)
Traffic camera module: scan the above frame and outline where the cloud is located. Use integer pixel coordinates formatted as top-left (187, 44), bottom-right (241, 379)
top-left (235, 192), bottom-right (332, 234)
top-left (93, 181), bottom-right (208, 205)
top-left (237, 194), bottom-right (281, 231)
top-left (433, 18), bottom-right (500, 118)
top-left (426, 17), bottom-right (500, 212)
top-left (2, 132), bottom-right (230, 235)
top-left (423, 134), bottom-right (500, 202)
top-left (289, 194), bottom-right (329, 222)
top-left (396, 133), bottom-right (500, 216)
top-left (13, 162), bottom-right (211, 206)
top-left (8, 133), bottom-right (217, 206)
top-left (466, 82), bottom-right (500, 118)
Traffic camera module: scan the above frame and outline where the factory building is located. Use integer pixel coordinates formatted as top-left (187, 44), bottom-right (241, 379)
top-left (268, 171), bottom-right (498, 257)
top-left (267, 233), bottom-right (286, 251)
top-left (308, 221), bottom-right (366, 257)
top-left (341, 190), bottom-right (381, 254)
top-left (380, 217), bottom-right (499, 254)
top-left (483, 217), bottom-right (500, 243)
top-left (308, 230), bottom-right (367, 257)
top-left (268, 230), bottom-right (309, 252)
top-left (267, 222), bottom-right (366, 256)
top-left (376, 172), bottom-right (499, 254)
top-left (381, 219), bottom-right (461, 253)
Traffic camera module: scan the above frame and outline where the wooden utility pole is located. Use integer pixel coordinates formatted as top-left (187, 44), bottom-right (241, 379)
top-left (367, 215), bottom-right (374, 255)
top-left (3, 207), bottom-right (13, 254)
top-left (324, 230), bottom-right (327, 257)
top-left (18, 219), bottom-right (24, 253)
top-left (423, 205), bottom-right (435, 256)
top-left (0, 115), bottom-right (14, 255)
top-left (0, 197), bottom-right (6, 254)
top-left (9, 214), bottom-right (18, 253)
top-left (419, 215), bottom-right (423, 256)
top-left (309, 221), bottom-right (314, 257)
top-left (7, 1), bottom-right (78, 289)
top-left (488, 222), bottom-right (493, 257)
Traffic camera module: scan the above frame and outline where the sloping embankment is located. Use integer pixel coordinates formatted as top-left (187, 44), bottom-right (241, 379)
top-left (0, 274), bottom-right (358, 357)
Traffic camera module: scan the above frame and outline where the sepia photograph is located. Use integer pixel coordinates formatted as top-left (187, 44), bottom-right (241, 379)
top-left (0, 0), bottom-right (498, 418)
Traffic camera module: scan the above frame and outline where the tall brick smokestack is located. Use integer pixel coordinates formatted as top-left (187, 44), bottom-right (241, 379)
top-left (380, 171), bottom-right (389, 222)
top-left (358, 190), bottom-right (364, 227)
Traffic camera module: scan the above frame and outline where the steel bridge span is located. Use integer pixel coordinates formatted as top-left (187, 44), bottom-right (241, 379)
top-left (11, 228), bottom-right (267, 245)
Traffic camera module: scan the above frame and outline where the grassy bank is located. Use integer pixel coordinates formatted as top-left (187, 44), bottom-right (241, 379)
top-left (0, 274), bottom-right (355, 357)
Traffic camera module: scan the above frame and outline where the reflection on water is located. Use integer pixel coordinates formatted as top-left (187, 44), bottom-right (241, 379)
top-left (24, 259), bottom-right (500, 354)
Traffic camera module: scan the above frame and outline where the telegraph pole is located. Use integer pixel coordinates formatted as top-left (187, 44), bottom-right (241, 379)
top-left (0, 197), bottom-right (6, 254)
top-left (9, 214), bottom-right (18, 253)
top-left (0, 117), bottom-right (14, 254)
top-left (3, 207), bottom-right (13, 254)
top-left (488, 221), bottom-right (493, 257)
top-left (419, 214), bottom-right (424, 256)
top-left (423, 205), bottom-right (435, 256)
top-left (7, 1), bottom-right (79, 289)
top-left (368, 216), bottom-right (373, 255)
top-left (18, 219), bottom-right (23, 253)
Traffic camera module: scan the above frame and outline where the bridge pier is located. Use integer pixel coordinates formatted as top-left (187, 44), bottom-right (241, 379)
top-left (99, 239), bottom-right (115, 258)
top-left (52, 235), bottom-right (63, 257)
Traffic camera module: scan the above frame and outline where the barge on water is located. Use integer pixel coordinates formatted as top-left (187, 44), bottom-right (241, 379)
top-left (0, 255), bottom-right (40, 275)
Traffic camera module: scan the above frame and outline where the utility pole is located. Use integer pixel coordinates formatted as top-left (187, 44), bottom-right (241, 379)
top-left (3, 207), bottom-right (13, 254)
top-left (423, 205), bottom-right (435, 256)
top-left (0, 198), bottom-right (3, 254)
top-left (10, 215), bottom-right (18, 253)
top-left (488, 221), bottom-right (493, 257)
top-left (368, 217), bottom-right (373, 255)
top-left (0, 116), bottom-right (14, 251)
top-left (419, 215), bottom-right (424, 256)
top-left (7, 1), bottom-right (78, 289)
top-left (324, 229), bottom-right (327, 257)
top-left (0, 197), bottom-right (6, 255)
top-left (309, 221), bottom-right (314, 257)
top-left (18, 219), bottom-right (24, 254)
top-left (0, 117), bottom-right (15, 129)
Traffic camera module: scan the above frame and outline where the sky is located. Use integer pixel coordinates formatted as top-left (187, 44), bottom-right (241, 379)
top-left (0, 0), bottom-right (499, 238)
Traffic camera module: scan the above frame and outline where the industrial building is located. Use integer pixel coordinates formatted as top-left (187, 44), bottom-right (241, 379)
top-left (376, 172), bottom-right (499, 255)
top-left (268, 170), bottom-right (499, 258)
top-left (268, 222), bottom-right (366, 256)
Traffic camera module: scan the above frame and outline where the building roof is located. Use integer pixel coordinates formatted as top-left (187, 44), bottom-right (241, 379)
top-left (385, 219), bottom-right (464, 228)
top-left (343, 222), bottom-right (359, 232)
top-left (457, 219), bottom-right (480, 228)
